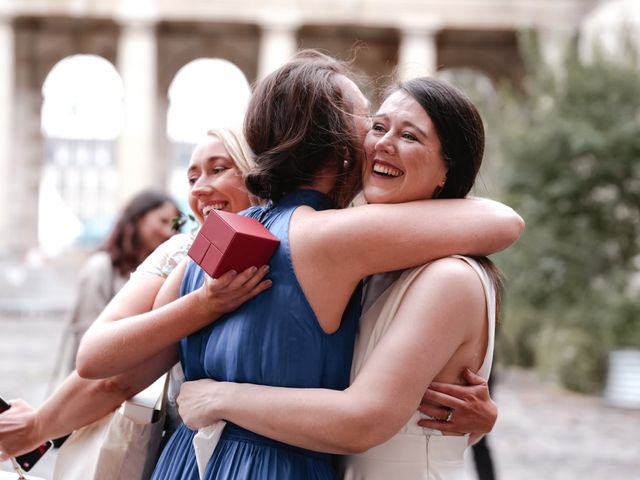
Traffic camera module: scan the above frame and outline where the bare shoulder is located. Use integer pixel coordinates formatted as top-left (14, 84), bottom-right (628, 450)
top-left (412, 257), bottom-right (485, 301)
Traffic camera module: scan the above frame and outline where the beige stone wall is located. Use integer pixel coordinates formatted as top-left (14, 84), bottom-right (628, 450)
top-left (0, 0), bottom-right (605, 254)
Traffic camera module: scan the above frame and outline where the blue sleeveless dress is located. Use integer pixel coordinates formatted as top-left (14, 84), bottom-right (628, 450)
top-left (151, 189), bottom-right (362, 480)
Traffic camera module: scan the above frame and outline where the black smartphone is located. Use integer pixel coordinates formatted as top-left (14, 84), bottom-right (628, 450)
top-left (0, 396), bottom-right (53, 472)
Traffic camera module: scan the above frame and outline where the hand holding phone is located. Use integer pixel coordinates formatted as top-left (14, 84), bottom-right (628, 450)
top-left (0, 396), bottom-right (53, 472)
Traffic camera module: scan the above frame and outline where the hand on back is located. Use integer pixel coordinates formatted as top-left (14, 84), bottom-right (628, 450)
top-left (198, 265), bottom-right (273, 316)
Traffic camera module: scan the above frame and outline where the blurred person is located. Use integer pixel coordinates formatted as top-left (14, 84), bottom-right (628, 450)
top-left (65, 188), bottom-right (181, 370)
top-left (77, 52), bottom-right (521, 479)
top-left (0, 128), bottom-right (269, 468)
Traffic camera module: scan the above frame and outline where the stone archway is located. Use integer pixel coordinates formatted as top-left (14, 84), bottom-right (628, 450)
top-left (11, 16), bottom-right (119, 252)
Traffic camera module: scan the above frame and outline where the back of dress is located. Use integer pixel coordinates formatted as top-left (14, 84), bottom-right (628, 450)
top-left (152, 189), bottom-right (362, 480)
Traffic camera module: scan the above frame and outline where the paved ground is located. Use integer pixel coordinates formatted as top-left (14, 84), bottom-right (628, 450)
top-left (1, 309), bottom-right (639, 479)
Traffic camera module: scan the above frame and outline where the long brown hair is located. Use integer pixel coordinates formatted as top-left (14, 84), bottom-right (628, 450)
top-left (101, 190), bottom-right (178, 276)
top-left (244, 50), bottom-right (363, 207)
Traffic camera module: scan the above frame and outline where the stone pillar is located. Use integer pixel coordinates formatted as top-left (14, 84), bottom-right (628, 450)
top-left (0, 17), bottom-right (14, 253)
top-left (397, 25), bottom-right (438, 80)
top-left (116, 20), bottom-right (160, 206)
top-left (540, 28), bottom-right (574, 71)
top-left (258, 18), bottom-right (299, 80)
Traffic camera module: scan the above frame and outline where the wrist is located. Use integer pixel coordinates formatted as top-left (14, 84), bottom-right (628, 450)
top-left (31, 409), bottom-right (52, 444)
top-left (190, 289), bottom-right (224, 326)
top-left (213, 382), bottom-right (237, 420)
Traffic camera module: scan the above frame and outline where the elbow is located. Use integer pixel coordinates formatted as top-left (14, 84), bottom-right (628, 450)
top-left (75, 361), bottom-right (97, 380)
top-left (75, 347), bottom-right (103, 380)
top-left (512, 212), bottom-right (526, 241)
top-left (340, 429), bottom-right (391, 455)
top-left (75, 334), bottom-right (113, 380)
top-left (86, 377), bottom-right (131, 401)
top-left (496, 210), bottom-right (525, 252)
top-left (101, 376), bottom-right (139, 399)
top-left (332, 405), bottom-right (397, 455)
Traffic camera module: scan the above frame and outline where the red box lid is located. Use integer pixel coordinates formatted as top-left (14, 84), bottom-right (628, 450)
top-left (187, 210), bottom-right (280, 278)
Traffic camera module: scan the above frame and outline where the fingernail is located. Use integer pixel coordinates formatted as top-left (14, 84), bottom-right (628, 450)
top-left (250, 266), bottom-right (258, 273)
top-left (262, 265), bottom-right (270, 272)
top-left (229, 270), bottom-right (237, 276)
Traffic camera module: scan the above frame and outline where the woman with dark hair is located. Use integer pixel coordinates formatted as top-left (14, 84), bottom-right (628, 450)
top-left (175, 77), bottom-right (504, 479)
top-left (77, 52), bottom-right (522, 479)
top-left (66, 189), bottom-right (180, 367)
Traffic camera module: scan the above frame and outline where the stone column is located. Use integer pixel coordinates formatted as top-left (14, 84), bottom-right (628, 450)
top-left (258, 18), bottom-right (299, 80)
top-left (116, 19), bottom-right (160, 206)
top-left (0, 17), bottom-right (14, 252)
top-left (397, 25), bottom-right (438, 81)
top-left (540, 28), bottom-right (574, 71)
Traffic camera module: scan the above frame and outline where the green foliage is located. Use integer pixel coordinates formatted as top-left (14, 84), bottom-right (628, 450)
top-left (491, 32), bottom-right (640, 393)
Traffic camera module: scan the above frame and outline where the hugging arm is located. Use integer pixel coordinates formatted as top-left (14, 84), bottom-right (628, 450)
top-left (178, 258), bottom-right (487, 454)
top-left (77, 260), bottom-right (271, 379)
top-left (0, 274), bottom-right (175, 460)
top-left (0, 353), bottom-right (174, 461)
top-left (418, 368), bottom-right (497, 441)
top-left (312, 197), bottom-right (523, 280)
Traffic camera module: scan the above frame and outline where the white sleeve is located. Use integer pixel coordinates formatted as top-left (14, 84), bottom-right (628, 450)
top-left (131, 231), bottom-right (196, 279)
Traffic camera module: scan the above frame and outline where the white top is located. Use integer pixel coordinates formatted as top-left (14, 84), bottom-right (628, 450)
top-left (132, 231), bottom-right (197, 279)
top-left (344, 256), bottom-right (497, 480)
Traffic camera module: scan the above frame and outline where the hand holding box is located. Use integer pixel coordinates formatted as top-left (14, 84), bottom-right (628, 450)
top-left (188, 210), bottom-right (280, 278)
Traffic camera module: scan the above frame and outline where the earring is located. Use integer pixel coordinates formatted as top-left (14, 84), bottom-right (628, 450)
top-left (343, 160), bottom-right (350, 169)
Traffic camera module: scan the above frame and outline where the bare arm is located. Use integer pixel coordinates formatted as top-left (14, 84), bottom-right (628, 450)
top-left (0, 272), bottom-right (177, 460)
top-left (178, 258), bottom-right (488, 454)
top-left (77, 262), bottom-right (271, 379)
top-left (307, 197), bottom-right (522, 280)
top-left (293, 196), bottom-right (522, 333)
top-left (0, 352), bottom-right (174, 460)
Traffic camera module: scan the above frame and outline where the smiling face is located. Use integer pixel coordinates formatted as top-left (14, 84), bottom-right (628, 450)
top-left (187, 135), bottom-right (252, 223)
top-left (362, 90), bottom-right (448, 205)
top-left (137, 201), bottom-right (180, 252)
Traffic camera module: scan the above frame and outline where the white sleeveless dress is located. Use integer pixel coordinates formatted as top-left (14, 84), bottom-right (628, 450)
top-left (343, 256), bottom-right (497, 480)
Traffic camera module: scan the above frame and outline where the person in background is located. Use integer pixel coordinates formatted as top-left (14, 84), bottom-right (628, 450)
top-left (65, 189), bottom-right (181, 370)
top-left (0, 129), bottom-right (267, 469)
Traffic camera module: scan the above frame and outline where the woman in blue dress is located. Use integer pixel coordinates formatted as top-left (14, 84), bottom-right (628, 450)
top-left (77, 51), bottom-right (523, 479)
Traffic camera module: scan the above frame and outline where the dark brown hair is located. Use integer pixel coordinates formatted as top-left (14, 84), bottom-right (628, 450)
top-left (244, 50), bottom-right (363, 207)
top-left (391, 77), bottom-right (485, 199)
top-left (101, 189), bottom-right (178, 276)
top-left (389, 77), bottom-right (502, 314)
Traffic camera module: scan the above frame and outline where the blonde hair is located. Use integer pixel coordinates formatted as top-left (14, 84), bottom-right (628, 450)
top-left (207, 127), bottom-right (255, 175)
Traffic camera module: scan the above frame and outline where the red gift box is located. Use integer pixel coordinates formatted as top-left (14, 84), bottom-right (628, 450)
top-left (188, 210), bottom-right (280, 278)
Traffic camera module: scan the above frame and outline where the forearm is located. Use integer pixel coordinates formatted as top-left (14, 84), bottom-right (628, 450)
top-left (36, 371), bottom-right (129, 441)
top-left (323, 198), bottom-right (524, 278)
top-left (197, 382), bottom-right (399, 455)
top-left (0, 370), bottom-right (141, 458)
top-left (40, 349), bottom-right (176, 441)
top-left (77, 291), bottom-right (217, 378)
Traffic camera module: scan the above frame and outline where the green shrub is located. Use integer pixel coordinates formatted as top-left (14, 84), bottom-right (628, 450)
top-left (487, 32), bottom-right (640, 392)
